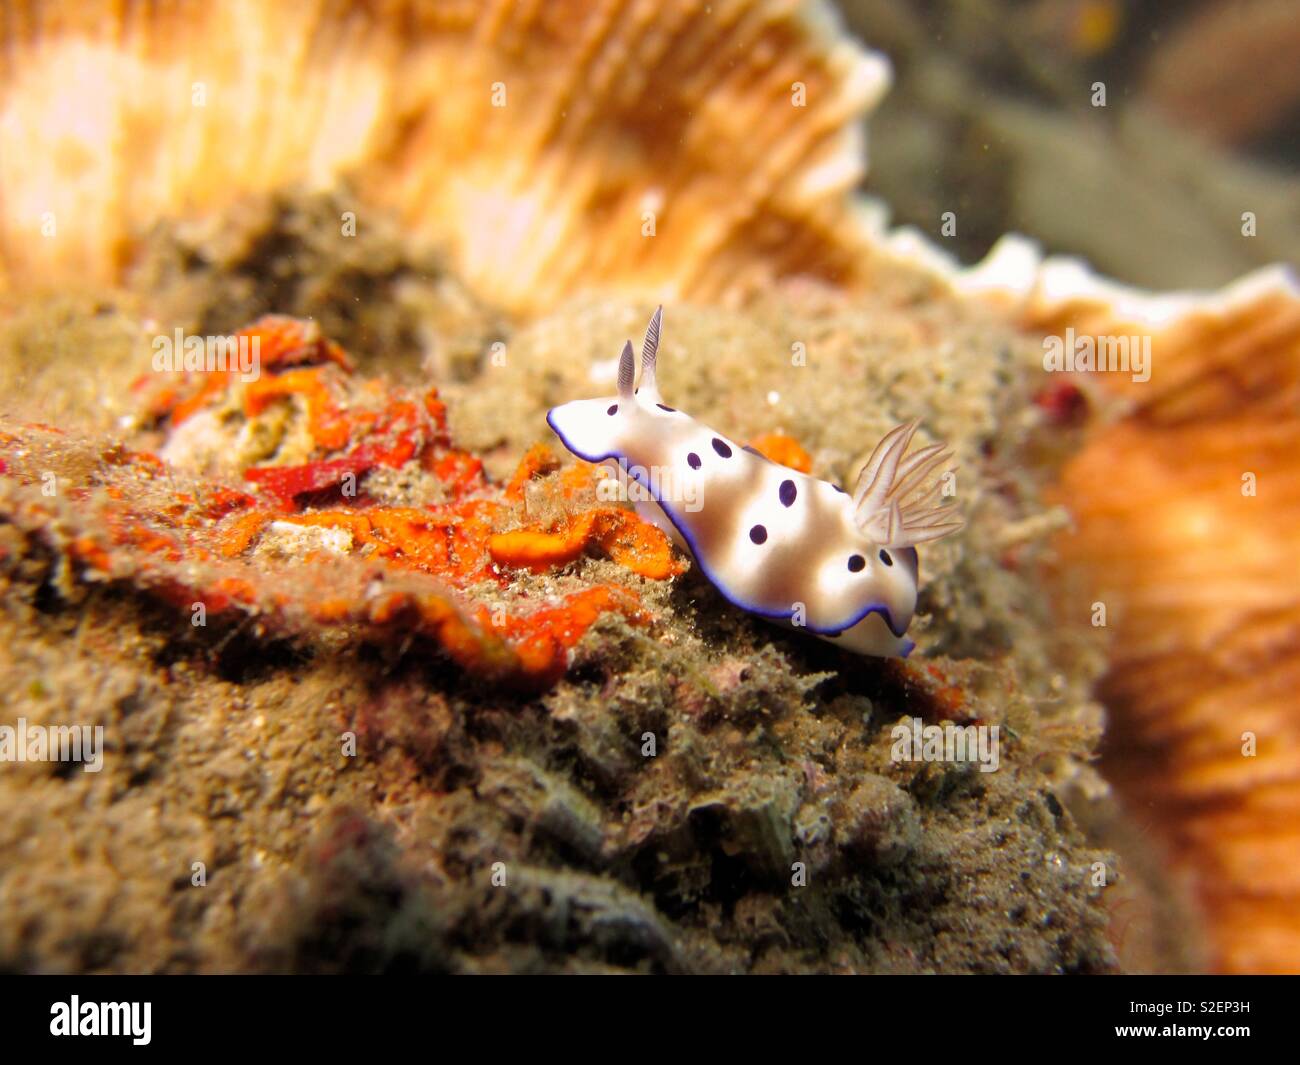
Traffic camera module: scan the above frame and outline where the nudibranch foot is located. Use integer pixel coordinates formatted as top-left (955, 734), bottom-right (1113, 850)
top-left (546, 308), bottom-right (963, 659)
top-left (777, 613), bottom-right (917, 659)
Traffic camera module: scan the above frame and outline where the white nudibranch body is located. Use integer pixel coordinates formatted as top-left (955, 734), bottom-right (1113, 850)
top-left (546, 308), bottom-right (964, 658)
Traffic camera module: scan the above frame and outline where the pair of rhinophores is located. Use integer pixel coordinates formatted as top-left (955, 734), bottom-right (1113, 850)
top-left (546, 308), bottom-right (963, 657)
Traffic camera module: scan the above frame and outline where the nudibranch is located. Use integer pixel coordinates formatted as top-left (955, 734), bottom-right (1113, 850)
top-left (546, 309), bottom-right (964, 657)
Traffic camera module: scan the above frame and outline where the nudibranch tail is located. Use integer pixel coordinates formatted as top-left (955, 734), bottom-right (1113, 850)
top-left (853, 418), bottom-right (963, 548)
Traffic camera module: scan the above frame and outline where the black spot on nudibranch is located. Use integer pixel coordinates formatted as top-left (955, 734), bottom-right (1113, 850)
top-left (779, 479), bottom-right (796, 507)
top-left (687, 452), bottom-right (701, 469)
top-left (749, 525), bottom-right (768, 544)
top-left (656, 403), bottom-right (675, 412)
top-left (712, 438), bottom-right (732, 458)
top-left (607, 404), bottom-right (618, 415)
top-left (833, 484), bottom-right (848, 494)
top-left (879, 549), bottom-right (893, 566)
top-left (848, 554), bottom-right (865, 572)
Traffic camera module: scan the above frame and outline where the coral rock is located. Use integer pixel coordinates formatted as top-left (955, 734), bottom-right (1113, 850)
top-left (0, 0), bottom-right (890, 313)
top-left (971, 240), bottom-right (1300, 974)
